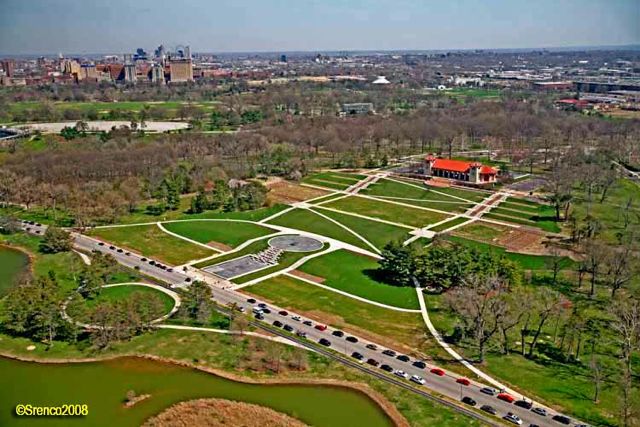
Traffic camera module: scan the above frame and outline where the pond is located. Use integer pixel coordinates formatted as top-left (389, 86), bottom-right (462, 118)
top-left (0, 356), bottom-right (394, 427)
top-left (0, 246), bottom-right (29, 295)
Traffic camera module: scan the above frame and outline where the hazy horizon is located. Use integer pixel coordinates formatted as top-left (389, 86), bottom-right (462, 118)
top-left (0, 0), bottom-right (638, 55)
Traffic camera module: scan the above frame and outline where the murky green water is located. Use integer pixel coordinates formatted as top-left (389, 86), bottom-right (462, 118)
top-left (0, 356), bottom-right (394, 427)
top-left (0, 246), bottom-right (29, 294)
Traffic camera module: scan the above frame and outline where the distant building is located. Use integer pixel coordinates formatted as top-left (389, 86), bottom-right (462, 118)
top-left (133, 48), bottom-right (148, 61)
top-left (169, 59), bottom-right (193, 82)
top-left (372, 75), bottom-right (390, 85)
top-left (340, 103), bottom-right (374, 116)
top-left (423, 155), bottom-right (497, 185)
top-left (150, 64), bottom-right (165, 84)
top-left (531, 81), bottom-right (573, 91)
top-left (280, 54), bottom-right (287, 63)
top-left (2, 59), bottom-right (15, 77)
top-left (124, 63), bottom-right (136, 82)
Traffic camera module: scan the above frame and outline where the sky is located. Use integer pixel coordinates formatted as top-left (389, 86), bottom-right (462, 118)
top-left (0, 0), bottom-right (638, 55)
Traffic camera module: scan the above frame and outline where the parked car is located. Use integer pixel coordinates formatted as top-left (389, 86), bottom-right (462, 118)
top-left (430, 368), bottom-right (445, 376)
top-left (480, 387), bottom-right (497, 396)
top-left (262, 308), bottom-right (271, 314)
top-left (303, 320), bottom-right (313, 326)
top-left (291, 315), bottom-right (301, 321)
top-left (117, 248), bottom-right (123, 253)
top-left (365, 344), bottom-right (378, 351)
top-left (514, 400), bottom-right (533, 409)
top-left (332, 330), bottom-right (344, 337)
top-left (551, 415), bottom-right (571, 425)
top-left (258, 303), bottom-right (267, 308)
top-left (412, 361), bottom-right (426, 369)
top-left (141, 257), bottom-right (147, 262)
top-left (318, 338), bottom-right (331, 347)
top-left (97, 242), bottom-right (105, 246)
top-left (396, 354), bottom-right (410, 362)
top-left (503, 413), bottom-right (523, 425)
top-left (498, 393), bottom-right (516, 403)
top-left (380, 364), bottom-right (393, 372)
top-left (278, 310), bottom-right (288, 316)
top-left (480, 405), bottom-right (497, 415)
top-left (461, 396), bottom-right (476, 406)
top-left (314, 324), bottom-right (327, 331)
top-left (410, 375), bottom-right (425, 385)
top-left (456, 377), bottom-right (470, 386)
top-left (247, 298), bottom-right (256, 303)
top-left (531, 407), bottom-right (547, 417)
top-left (272, 320), bottom-right (283, 328)
top-left (382, 349), bottom-right (396, 357)
top-left (366, 358), bottom-right (379, 367)
top-left (351, 352), bottom-right (364, 360)
top-left (345, 336), bottom-right (358, 343)
top-left (283, 324), bottom-right (294, 332)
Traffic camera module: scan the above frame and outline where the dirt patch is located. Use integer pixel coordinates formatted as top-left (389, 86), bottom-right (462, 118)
top-left (124, 394), bottom-right (151, 408)
top-left (142, 398), bottom-right (308, 427)
top-left (207, 241), bottom-right (232, 252)
top-left (496, 228), bottom-right (546, 253)
top-left (289, 270), bottom-right (325, 284)
top-left (266, 178), bottom-right (329, 204)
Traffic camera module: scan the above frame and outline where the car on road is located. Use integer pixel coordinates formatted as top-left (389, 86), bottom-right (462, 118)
top-left (551, 415), bottom-right (571, 425)
top-left (412, 361), bottom-right (426, 369)
top-left (396, 354), bottom-right (410, 362)
top-left (365, 344), bottom-right (378, 351)
top-left (283, 324), bottom-right (294, 332)
top-left (318, 338), bottom-right (331, 347)
top-left (302, 320), bottom-right (313, 326)
top-left (247, 298), bottom-right (256, 303)
top-left (255, 313), bottom-right (264, 320)
top-left (257, 303), bottom-right (267, 308)
top-left (461, 396), bottom-right (476, 406)
top-left (366, 358), bottom-right (379, 367)
top-left (430, 368), bottom-right (445, 376)
top-left (184, 278), bottom-right (191, 282)
top-left (149, 260), bottom-right (156, 265)
top-left (456, 377), bottom-right (470, 386)
top-left (262, 308), bottom-right (271, 314)
top-left (332, 330), bottom-right (344, 337)
top-left (394, 370), bottom-right (408, 379)
top-left (291, 315), bottom-right (301, 321)
top-left (380, 364), bottom-right (393, 372)
top-left (345, 336), bottom-right (358, 343)
top-left (252, 307), bottom-right (263, 315)
top-left (296, 331), bottom-right (307, 338)
top-left (272, 320), bottom-right (283, 328)
top-left (514, 400), bottom-right (532, 409)
top-left (236, 306), bottom-right (245, 313)
top-left (531, 407), bottom-right (547, 417)
top-left (503, 412), bottom-right (523, 425)
top-left (410, 375), bottom-right (425, 385)
top-left (117, 248), bottom-right (123, 253)
top-left (498, 393), bottom-right (516, 403)
top-left (141, 258), bottom-right (147, 262)
top-left (382, 349), bottom-right (396, 357)
top-left (109, 246), bottom-right (115, 250)
top-left (351, 352), bottom-right (364, 360)
top-left (97, 242), bottom-right (104, 246)
top-left (314, 324), bottom-right (327, 331)
top-left (480, 387), bottom-right (497, 396)
top-left (278, 310), bottom-right (288, 316)
top-left (480, 405), bottom-right (497, 415)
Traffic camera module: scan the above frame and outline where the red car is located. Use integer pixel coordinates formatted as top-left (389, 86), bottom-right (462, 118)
top-left (430, 368), bottom-right (445, 376)
top-left (456, 377), bottom-right (470, 386)
top-left (314, 324), bottom-right (327, 331)
top-left (278, 310), bottom-right (288, 316)
top-left (497, 393), bottom-right (515, 403)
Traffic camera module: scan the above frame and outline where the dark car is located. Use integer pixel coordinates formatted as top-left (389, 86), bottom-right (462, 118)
top-left (262, 308), bottom-right (271, 314)
top-left (149, 260), bottom-right (156, 265)
top-left (125, 252), bottom-right (131, 256)
top-left (396, 354), bottom-right (410, 362)
top-left (480, 405), bottom-right (497, 415)
top-left (247, 298), bottom-right (256, 303)
top-left (318, 338), bottom-right (331, 347)
top-left (351, 352), bottom-right (364, 360)
top-left (366, 358), bottom-right (379, 367)
top-left (380, 364), bottom-right (393, 372)
top-left (258, 303), bottom-right (267, 308)
top-left (184, 278), bottom-right (191, 282)
top-left (345, 336), bottom-right (358, 343)
top-left (551, 415), bottom-right (571, 425)
top-left (515, 400), bottom-right (533, 409)
top-left (332, 330), bottom-right (345, 337)
top-left (166, 268), bottom-right (173, 272)
top-left (141, 257), bottom-right (147, 262)
top-left (412, 361), bottom-right (426, 369)
top-left (109, 246), bottom-right (115, 250)
top-left (461, 396), bottom-right (476, 406)
top-left (97, 242), bottom-right (105, 246)
top-left (117, 248), bottom-right (123, 253)
top-left (283, 324), bottom-right (294, 332)
top-left (303, 320), bottom-right (313, 326)
top-left (278, 310), bottom-right (288, 316)
top-left (255, 313), bottom-right (265, 320)
top-left (480, 387), bottom-right (497, 396)
top-left (365, 344), bottom-right (378, 351)
top-left (382, 349), bottom-right (396, 357)
top-left (272, 320), bottom-right (283, 328)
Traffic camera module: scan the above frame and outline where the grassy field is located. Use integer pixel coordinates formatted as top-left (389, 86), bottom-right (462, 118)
top-left (266, 208), bottom-right (370, 250)
top-left (362, 178), bottom-right (471, 203)
top-left (297, 249), bottom-right (419, 309)
top-left (0, 329), bottom-right (481, 427)
top-left (88, 224), bottom-right (215, 265)
top-left (322, 196), bottom-right (451, 228)
top-left (301, 172), bottom-right (364, 190)
top-left (484, 211), bottom-right (561, 233)
top-left (313, 208), bottom-right (412, 250)
top-left (429, 217), bottom-right (469, 233)
top-left (444, 235), bottom-right (573, 270)
top-left (161, 220), bottom-right (275, 248)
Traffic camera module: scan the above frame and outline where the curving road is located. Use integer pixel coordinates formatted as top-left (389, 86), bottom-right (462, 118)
top-left (21, 221), bottom-right (580, 427)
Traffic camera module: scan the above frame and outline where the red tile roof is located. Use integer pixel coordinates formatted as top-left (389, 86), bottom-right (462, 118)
top-left (428, 157), bottom-right (497, 174)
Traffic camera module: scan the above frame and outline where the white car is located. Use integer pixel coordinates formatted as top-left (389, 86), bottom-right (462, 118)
top-left (291, 315), bottom-right (301, 321)
top-left (410, 375), bottom-right (425, 385)
top-left (503, 413), bottom-right (523, 425)
top-left (394, 370), bottom-right (409, 379)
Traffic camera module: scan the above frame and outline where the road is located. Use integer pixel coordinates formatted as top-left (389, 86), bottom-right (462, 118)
top-left (22, 221), bottom-right (579, 427)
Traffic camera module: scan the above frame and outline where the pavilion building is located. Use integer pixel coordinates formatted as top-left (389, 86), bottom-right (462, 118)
top-left (423, 155), bottom-right (497, 185)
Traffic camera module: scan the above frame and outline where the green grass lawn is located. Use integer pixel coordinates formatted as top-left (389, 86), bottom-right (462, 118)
top-left (312, 208), bottom-right (412, 250)
top-left (88, 224), bottom-right (215, 265)
top-left (161, 220), bottom-right (275, 248)
top-left (429, 217), bottom-right (469, 233)
top-left (322, 196), bottom-right (452, 228)
top-left (301, 172), bottom-right (363, 190)
top-left (444, 235), bottom-right (573, 270)
top-left (484, 211), bottom-right (561, 233)
top-left (266, 208), bottom-right (370, 250)
top-left (297, 249), bottom-right (419, 309)
top-left (362, 178), bottom-right (467, 202)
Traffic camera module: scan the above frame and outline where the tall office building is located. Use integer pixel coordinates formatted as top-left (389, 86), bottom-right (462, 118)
top-left (151, 64), bottom-right (165, 84)
top-left (169, 58), bottom-right (193, 83)
top-left (184, 45), bottom-right (191, 60)
top-left (2, 59), bottom-right (15, 77)
top-left (124, 63), bottom-right (136, 82)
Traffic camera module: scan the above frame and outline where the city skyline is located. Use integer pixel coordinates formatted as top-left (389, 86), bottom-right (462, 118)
top-left (0, 0), bottom-right (638, 55)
